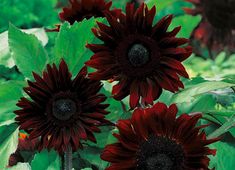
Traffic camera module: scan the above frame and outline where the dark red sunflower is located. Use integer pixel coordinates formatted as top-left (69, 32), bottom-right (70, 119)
top-left (101, 102), bottom-right (219, 170)
top-left (184, 0), bottom-right (235, 58)
top-left (86, 3), bottom-right (192, 109)
top-left (8, 133), bottom-right (39, 167)
top-left (59, 0), bottom-right (121, 24)
top-left (14, 60), bottom-right (110, 153)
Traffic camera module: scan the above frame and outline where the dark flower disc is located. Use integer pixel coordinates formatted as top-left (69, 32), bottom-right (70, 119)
top-left (59, 0), bottom-right (122, 24)
top-left (86, 3), bottom-right (192, 109)
top-left (101, 102), bottom-right (219, 170)
top-left (14, 59), bottom-right (110, 153)
top-left (184, 0), bottom-right (235, 57)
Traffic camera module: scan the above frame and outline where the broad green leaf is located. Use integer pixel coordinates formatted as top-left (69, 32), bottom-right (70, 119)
top-left (79, 146), bottom-right (108, 170)
top-left (176, 94), bottom-right (216, 114)
top-left (215, 52), bottom-right (226, 66)
top-left (30, 150), bottom-right (60, 170)
top-left (202, 114), bottom-right (235, 138)
top-left (0, 81), bottom-right (25, 104)
top-left (8, 24), bottom-right (48, 79)
top-left (208, 114), bottom-right (235, 139)
top-left (87, 126), bottom-right (116, 149)
top-left (53, 18), bottom-right (96, 75)
top-left (0, 28), bottom-right (48, 67)
top-left (6, 163), bottom-right (31, 170)
top-left (0, 81), bottom-right (25, 125)
top-left (0, 124), bottom-right (19, 169)
top-left (172, 81), bottom-right (235, 103)
top-left (205, 110), bottom-right (235, 118)
top-left (149, 1), bottom-right (193, 23)
top-left (209, 141), bottom-right (235, 170)
top-left (169, 15), bottom-right (201, 38)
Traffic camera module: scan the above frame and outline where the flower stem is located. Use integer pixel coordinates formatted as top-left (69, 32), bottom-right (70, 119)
top-left (64, 145), bottom-right (72, 170)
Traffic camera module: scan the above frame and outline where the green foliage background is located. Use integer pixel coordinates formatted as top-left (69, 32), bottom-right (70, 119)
top-left (0, 0), bottom-right (235, 169)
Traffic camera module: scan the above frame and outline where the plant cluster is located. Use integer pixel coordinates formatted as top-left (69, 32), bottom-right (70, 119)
top-left (0, 0), bottom-right (235, 170)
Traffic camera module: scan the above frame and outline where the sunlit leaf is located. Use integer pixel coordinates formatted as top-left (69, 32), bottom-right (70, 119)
top-left (8, 24), bottom-right (48, 80)
top-left (0, 124), bottom-right (19, 169)
top-left (6, 163), bottom-right (31, 170)
top-left (173, 81), bottom-right (235, 103)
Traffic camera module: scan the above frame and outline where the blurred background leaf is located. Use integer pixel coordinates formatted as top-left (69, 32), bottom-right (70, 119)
top-left (0, 0), bottom-right (59, 33)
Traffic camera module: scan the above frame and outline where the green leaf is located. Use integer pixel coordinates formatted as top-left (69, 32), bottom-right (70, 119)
top-left (172, 81), bottom-right (235, 103)
top-left (87, 126), bottom-right (117, 149)
top-left (79, 146), bottom-right (108, 170)
top-left (30, 150), bottom-right (60, 170)
top-left (111, 0), bottom-right (129, 11)
top-left (146, 0), bottom-right (201, 38)
top-left (176, 94), bottom-right (216, 114)
top-left (0, 31), bottom-right (14, 67)
top-left (209, 141), bottom-right (235, 170)
top-left (0, 81), bottom-right (25, 125)
top-left (0, 65), bottom-right (24, 81)
top-left (208, 114), bottom-right (235, 139)
top-left (53, 19), bottom-right (97, 75)
top-left (146, 0), bottom-right (193, 20)
top-left (169, 15), bottom-right (201, 38)
top-left (0, 28), bottom-right (48, 67)
top-left (0, 0), bottom-right (59, 33)
top-left (8, 24), bottom-right (48, 79)
top-left (147, 0), bottom-right (180, 9)
top-left (0, 124), bottom-right (19, 169)
top-left (0, 81), bottom-right (24, 104)
top-left (6, 163), bottom-right (31, 170)
top-left (224, 75), bottom-right (235, 84)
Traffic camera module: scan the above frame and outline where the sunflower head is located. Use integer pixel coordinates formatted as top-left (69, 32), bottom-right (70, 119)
top-left (101, 102), bottom-right (219, 170)
top-left (14, 59), bottom-right (110, 153)
top-left (86, 3), bottom-right (192, 109)
top-left (184, 0), bottom-right (235, 56)
top-left (203, 0), bottom-right (235, 29)
top-left (59, 0), bottom-right (121, 24)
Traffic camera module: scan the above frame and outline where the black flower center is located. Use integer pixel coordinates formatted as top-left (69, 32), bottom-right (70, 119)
top-left (52, 99), bottom-right (77, 121)
top-left (136, 135), bottom-right (184, 170)
top-left (145, 154), bottom-right (173, 170)
top-left (204, 0), bottom-right (235, 29)
top-left (128, 43), bottom-right (150, 67)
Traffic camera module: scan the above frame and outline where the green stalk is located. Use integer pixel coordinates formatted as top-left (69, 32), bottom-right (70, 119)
top-left (64, 145), bottom-right (72, 170)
